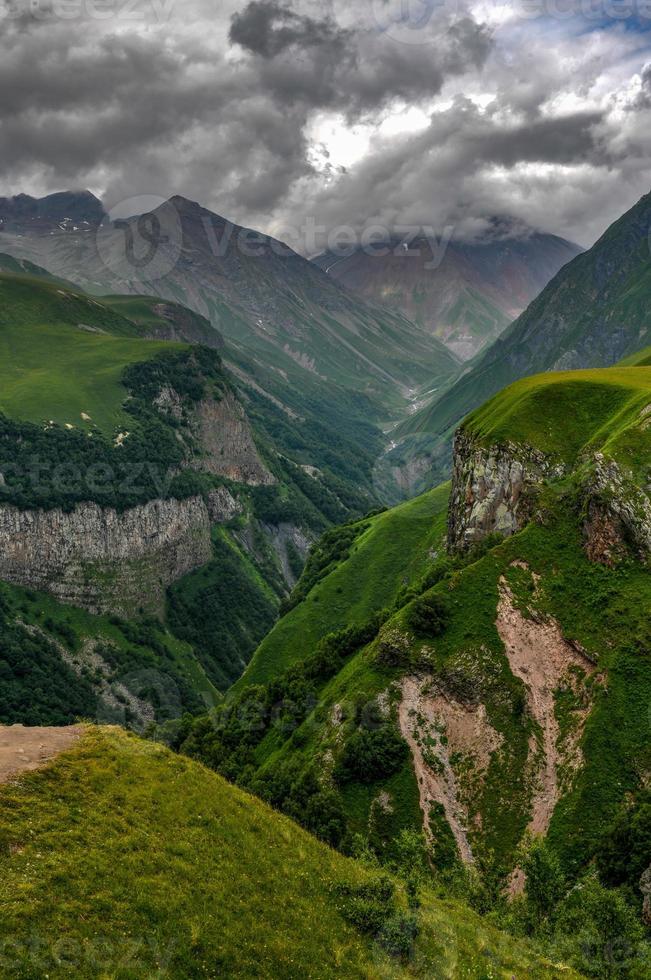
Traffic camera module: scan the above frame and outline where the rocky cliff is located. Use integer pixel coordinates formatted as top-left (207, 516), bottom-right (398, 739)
top-left (0, 495), bottom-right (215, 616)
top-left (447, 429), bottom-right (651, 565)
top-left (153, 384), bottom-right (275, 487)
top-left (447, 429), bottom-right (564, 552)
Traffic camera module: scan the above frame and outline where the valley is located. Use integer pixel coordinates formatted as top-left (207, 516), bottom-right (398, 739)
top-left (0, 186), bottom-right (649, 979)
top-left (3, 2), bottom-right (651, 975)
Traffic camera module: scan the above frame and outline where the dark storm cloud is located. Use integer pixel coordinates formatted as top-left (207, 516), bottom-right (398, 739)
top-left (229, 0), bottom-right (348, 58)
top-left (229, 1), bottom-right (491, 115)
top-left (0, 0), bottom-right (493, 223)
top-left (0, 0), bottom-right (650, 246)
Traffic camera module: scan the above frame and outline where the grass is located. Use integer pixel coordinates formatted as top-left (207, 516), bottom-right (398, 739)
top-left (0, 273), bottom-right (183, 433)
top-left (241, 484), bottom-right (450, 687)
top-left (463, 366), bottom-right (651, 477)
top-left (0, 727), bottom-right (579, 978)
top-left (229, 470), bottom-right (650, 879)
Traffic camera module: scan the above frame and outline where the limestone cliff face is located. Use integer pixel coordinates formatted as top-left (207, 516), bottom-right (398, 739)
top-left (447, 429), bottom-right (651, 564)
top-left (0, 495), bottom-right (214, 617)
top-left (447, 429), bottom-right (563, 551)
top-left (193, 392), bottom-right (275, 486)
top-left (154, 384), bottom-right (275, 487)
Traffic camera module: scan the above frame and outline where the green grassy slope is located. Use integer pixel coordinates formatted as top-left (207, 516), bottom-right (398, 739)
top-left (102, 293), bottom-right (223, 348)
top-left (0, 273), bottom-right (180, 432)
top-left (212, 491), bottom-right (650, 870)
top-left (241, 484), bottom-right (450, 686)
top-left (0, 726), bottom-right (576, 979)
top-left (464, 366), bottom-right (651, 477)
top-left (182, 360), bottom-right (651, 952)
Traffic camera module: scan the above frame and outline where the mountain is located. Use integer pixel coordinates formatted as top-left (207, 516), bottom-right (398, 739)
top-left (181, 356), bottom-right (651, 974)
top-left (0, 189), bottom-right (105, 231)
top-left (313, 224), bottom-right (581, 360)
top-left (0, 192), bottom-right (460, 416)
top-left (0, 266), bottom-right (393, 705)
top-left (0, 724), bottom-right (580, 978)
top-left (389, 188), bottom-right (651, 493)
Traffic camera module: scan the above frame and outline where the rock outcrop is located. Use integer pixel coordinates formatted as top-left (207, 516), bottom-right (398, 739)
top-left (447, 429), bottom-right (651, 564)
top-left (154, 384), bottom-right (275, 487)
top-left (0, 496), bottom-right (214, 616)
top-left (193, 392), bottom-right (275, 486)
top-left (447, 428), bottom-right (563, 551)
top-left (582, 454), bottom-right (651, 565)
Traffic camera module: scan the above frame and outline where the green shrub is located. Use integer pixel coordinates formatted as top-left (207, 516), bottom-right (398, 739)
top-left (405, 593), bottom-right (450, 636)
top-left (336, 724), bottom-right (409, 784)
top-left (551, 876), bottom-right (646, 979)
top-left (521, 835), bottom-right (566, 929)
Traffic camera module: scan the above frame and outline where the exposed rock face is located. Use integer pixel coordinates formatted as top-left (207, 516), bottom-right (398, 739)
top-left (399, 675), bottom-right (504, 864)
top-left (641, 865), bottom-right (651, 927)
top-left (496, 578), bottom-right (594, 840)
top-left (582, 454), bottom-right (651, 564)
top-left (193, 392), bottom-right (275, 486)
top-left (207, 486), bottom-right (243, 523)
top-left (154, 384), bottom-right (275, 487)
top-left (262, 522), bottom-right (314, 587)
top-left (448, 429), bottom-right (563, 551)
top-left (448, 431), bottom-right (651, 564)
top-left (0, 496), bottom-right (213, 616)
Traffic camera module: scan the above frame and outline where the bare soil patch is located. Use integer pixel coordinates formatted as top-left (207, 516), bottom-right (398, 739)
top-left (0, 725), bottom-right (82, 784)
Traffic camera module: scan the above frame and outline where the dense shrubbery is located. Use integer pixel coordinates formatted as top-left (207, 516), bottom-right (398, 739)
top-left (241, 382), bottom-right (381, 506)
top-left (167, 535), bottom-right (279, 690)
top-left (596, 791), bottom-right (651, 905)
top-left (0, 588), bottom-right (96, 725)
top-left (497, 836), bottom-right (650, 979)
top-left (333, 876), bottom-right (419, 960)
top-left (178, 613), bottom-right (388, 842)
top-left (405, 592), bottom-right (450, 636)
top-left (121, 347), bottom-right (224, 403)
top-left (335, 724), bottom-right (409, 785)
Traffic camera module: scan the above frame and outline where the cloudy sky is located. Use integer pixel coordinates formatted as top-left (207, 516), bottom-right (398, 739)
top-left (1, 0), bottom-right (651, 250)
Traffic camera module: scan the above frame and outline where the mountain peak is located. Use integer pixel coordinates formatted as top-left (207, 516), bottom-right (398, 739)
top-left (0, 189), bottom-right (105, 228)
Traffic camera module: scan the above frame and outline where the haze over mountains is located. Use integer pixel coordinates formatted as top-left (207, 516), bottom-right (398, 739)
top-left (387, 187), bottom-right (651, 494)
top-left (314, 225), bottom-right (581, 360)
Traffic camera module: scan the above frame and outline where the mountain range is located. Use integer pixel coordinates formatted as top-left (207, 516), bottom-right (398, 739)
top-left (0, 185), bottom-right (649, 978)
top-left (313, 224), bottom-right (581, 360)
top-left (386, 188), bottom-right (651, 494)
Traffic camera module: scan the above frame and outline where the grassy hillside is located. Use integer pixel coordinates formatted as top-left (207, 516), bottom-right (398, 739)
top-left (464, 366), bottom-right (651, 478)
top-left (0, 272), bottom-right (179, 432)
top-left (180, 361), bottom-right (651, 976)
top-left (0, 726), bottom-right (577, 978)
top-left (241, 484), bottom-right (450, 686)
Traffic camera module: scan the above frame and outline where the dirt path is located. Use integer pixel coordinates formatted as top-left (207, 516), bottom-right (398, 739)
top-left (496, 581), bottom-right (593, 840)
top-left (0, 725), bottom-right (82, 784)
